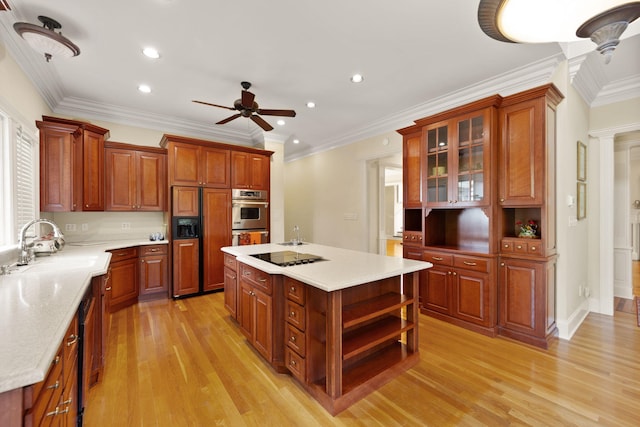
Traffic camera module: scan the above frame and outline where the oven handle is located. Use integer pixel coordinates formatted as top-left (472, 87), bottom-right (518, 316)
top-left (232, 201), bottom-right (269, 208)
top-left (232, 230), bottom-right (269, 236)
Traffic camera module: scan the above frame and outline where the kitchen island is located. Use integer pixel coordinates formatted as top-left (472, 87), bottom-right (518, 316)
top-left (222, 243), bottom-right (432, 415)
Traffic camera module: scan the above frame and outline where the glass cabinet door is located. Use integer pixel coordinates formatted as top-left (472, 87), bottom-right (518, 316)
top-left (456, 114), bottom-right (485, 203)
top-left (425, 124), bottom-right (449, 204)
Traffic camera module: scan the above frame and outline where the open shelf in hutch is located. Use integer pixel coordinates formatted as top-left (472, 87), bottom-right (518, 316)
top-left (423, 208), bottom-right (490, 254)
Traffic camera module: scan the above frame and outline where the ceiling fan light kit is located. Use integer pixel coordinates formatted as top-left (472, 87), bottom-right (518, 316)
top-left (13, 15), bottom-right (80, 62)
top-left (477, 0), bottom-right (640, 64)
top-left (193, 81), bottom-right (296, 132)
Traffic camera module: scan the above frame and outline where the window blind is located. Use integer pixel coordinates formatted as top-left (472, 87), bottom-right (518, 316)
top-left (14, 124), bottom-right (36, 239)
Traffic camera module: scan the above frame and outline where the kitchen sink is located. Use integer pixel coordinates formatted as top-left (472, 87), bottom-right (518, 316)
top-left (278, 242), bottom-right (306, 246)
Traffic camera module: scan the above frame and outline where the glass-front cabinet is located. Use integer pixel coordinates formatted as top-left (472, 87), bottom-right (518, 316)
top-left (423, 108), bottom-right (492, 208)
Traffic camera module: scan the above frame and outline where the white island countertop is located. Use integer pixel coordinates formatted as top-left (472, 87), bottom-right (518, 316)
top-left (0, 239), bottom-right (168, 394)
top-left (222, 243), bottom-right (432, 292)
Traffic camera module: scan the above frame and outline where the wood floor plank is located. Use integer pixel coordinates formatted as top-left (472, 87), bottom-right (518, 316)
top-left (85, 292), bottom-right (640, 426)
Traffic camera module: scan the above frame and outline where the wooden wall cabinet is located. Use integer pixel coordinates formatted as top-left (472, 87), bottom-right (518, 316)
top-left (231, 151), bottom-right (270, 190)
top-left (399, 130), bottom-right (423, 208)
top-left (172, 239), bottom-right (200, 297)
top-left (108, 247), bottom-right (139, 312)
top-left (162, 137), bottom-right (231, 188)
top-left (172, 186), bottom-right (199, 216)
top-left (37, 117), bottom-right (110, 212)
top-left (139, 244), bottom-right (169, 300)
top-left (105, 142), bottom-right (167, 211)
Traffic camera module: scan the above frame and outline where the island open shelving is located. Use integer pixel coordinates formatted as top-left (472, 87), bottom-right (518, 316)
top-left (221, 243), bottom-right (430, 415)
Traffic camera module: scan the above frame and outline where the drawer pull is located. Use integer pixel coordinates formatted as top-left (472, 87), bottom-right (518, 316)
top-left (53, 355), bottom-right (61, 365)
top-left (504, 244), bottom-right (509, 248)
top-left (105, 286), bottom-right (112, 291)
top-left (150, 248), bottom-right (159, 252)
top-left (516, 245), bottom-right (522, 249)
top-left (243, 271), bottom-right (251, 276)
top-left (531, 246), bottom-right (536, 251)
top-left (290, 359), bottom-right (297, 366)
top-left (289, 336), bottom-right (296, 342)
top-left (259, 278), bottom-right (267, 282)
top-left (46, 407), bottom-right (61, 417)
top-left (463, 261), bottom-right (477, 266)
top-left (67, 334), bottom-right (78, 346)
top-left (290, 311), bottom-right (296, 317)
top-left (47, 380), bottom-right (60, 390)
top-left (432, 256), bottom-right (444, 261)
top-left (290, 286), bottom-right (296, 292)
top-left (62, 397), bottom-right (73, 405)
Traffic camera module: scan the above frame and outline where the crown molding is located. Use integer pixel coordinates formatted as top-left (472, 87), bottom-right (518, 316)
top-left (570, 55), bottom-right (609, 105)
top-left (285, 54), bottom-right (562, 162)
top-left (592, 75), bottom-right (640, 107)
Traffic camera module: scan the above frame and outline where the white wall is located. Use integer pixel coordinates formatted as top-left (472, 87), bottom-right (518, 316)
top-left (284, 132), bottom-right (402, 251)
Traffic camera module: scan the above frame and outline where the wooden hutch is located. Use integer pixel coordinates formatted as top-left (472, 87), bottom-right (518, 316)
top-left (399, 83), bottom-right (563, 348)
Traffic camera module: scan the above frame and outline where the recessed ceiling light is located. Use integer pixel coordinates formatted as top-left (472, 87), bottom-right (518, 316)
top-left (277, 119), bottom-right (285, 126)
top-left (138, 84), bottom-right (151, 93)
top-left (142, 47), bottom-right (160, 59)
top-left (306, 101), bottom-right (316, 108)
top-left (350, 74), bottom-right (364, 83)
top-left (293, 139), bottom-right (300, 144)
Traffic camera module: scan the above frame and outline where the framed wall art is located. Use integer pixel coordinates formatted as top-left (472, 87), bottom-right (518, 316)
top-left (577, 140), bottom-right (587, 182)
top-left (577, 182), bottom-right (586, 220)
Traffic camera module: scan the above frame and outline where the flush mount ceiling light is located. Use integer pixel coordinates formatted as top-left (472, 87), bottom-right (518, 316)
top-left (350, 74), bottom-right (364, 83)
top-left (142, 47), bottom-right (160, 59)
top-left (478, 0), bottom-right (640, 64)
top-left (13, 15), bottom-right (80, 62)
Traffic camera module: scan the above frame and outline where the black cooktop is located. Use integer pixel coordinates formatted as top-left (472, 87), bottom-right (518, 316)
top-left (251, 251), bottom-right (325, 267)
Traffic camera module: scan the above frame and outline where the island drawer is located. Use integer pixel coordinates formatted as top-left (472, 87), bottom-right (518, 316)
top-left (139, 244), bottom-right (167, 256)
top-left (239, 263), bottom-right (272, 294)
top-left (285, 347), bottom-right (306, 382)
top-left (453, 255), bottom-right (489, 273)
top-left (286, 300), bottom-right (306, 331)
top-left (109, 246), bottom-right (138, 261)
top-left (286, 324), bottom-right (306, 356)
top-left (285, 278), bottom-right (306, 305)
top-left (423, 251), bottom-right (454, 266)
top-left (224, 253), bottom-right (237, 271)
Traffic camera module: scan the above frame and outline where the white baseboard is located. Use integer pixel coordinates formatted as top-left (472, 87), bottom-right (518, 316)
top-left (557, 299), bottom-right (591, 340)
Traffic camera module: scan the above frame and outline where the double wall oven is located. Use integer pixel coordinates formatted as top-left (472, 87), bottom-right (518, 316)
top-left (231, 189), bottom-right (269, 245)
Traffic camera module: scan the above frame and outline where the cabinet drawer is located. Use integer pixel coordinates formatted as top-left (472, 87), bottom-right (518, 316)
top-left (403, 247), bottom-right (423, 260)
top-left (403, 231), bottom-right (423, 246)
top-left (109, 247), bottom-right (138, 261)
top-left (501, 238), bottom-right (543, 256)
top-left (423, 251), bottom-right (454, 266)
top-left (285, 347), bottom-right (306, 382)
top-left (286, 323), bottom-right (306, 356)
top-left (453, 255), bottom-right (489, 273)
top-left (285, 278), bottom-right (305, 305)
top-left (139, 244), bottom-right (167, 256)
top-left (28, 344), bottom-right (63, 409)
top-left (24, 343), bottom-right (64, 426)
top-left (224, 253), bottom-right (237, 271)
top-left (286, 301), bottom-right (305, 331)
top-left (63, 315), bottom-right (79, 383)
top-left (239, 263), bottom-right (272, 295)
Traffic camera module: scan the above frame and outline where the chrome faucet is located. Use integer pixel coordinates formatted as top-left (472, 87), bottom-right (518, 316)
top-left (292, 225), bottom-right (301, 245)
top-left (17, 219), bottom-right (65, 265)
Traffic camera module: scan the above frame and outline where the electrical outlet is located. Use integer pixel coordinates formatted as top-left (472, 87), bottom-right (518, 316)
top-left (578, 286), bottom-right (583, 297)
top-left (81, 223), bottom-right (89, 232)
top-left (121, 222), bottom-right (131, 230)
top-left (65, 224), bottom-right (77, 232)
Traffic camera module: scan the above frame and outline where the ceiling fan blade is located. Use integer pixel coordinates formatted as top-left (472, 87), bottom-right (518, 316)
top-left (193, 100), bottom-right (236, 111)
top-left (256, 108), bottom-right (297, 117)
top-left (216, 113), bottom-right (242, 125)
top-left (250, 114), bottom-right (274, 131)
top-left (241, 90), bottom-right (255, 109)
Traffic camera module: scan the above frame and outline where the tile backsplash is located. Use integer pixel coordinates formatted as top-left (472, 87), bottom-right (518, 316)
top-left (51, 211), bottom-right (167, 243)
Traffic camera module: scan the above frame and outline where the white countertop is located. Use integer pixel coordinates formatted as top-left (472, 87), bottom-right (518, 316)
top-left (222, 243), bottom-right (432, 292)
top-left (0, 239), bottom-right (167, 394)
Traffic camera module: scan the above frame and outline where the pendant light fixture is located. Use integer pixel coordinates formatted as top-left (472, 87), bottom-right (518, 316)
top-left (13, 15), bottom-right (80, 62)
top-left (477, 0), bottom-right (640, 64)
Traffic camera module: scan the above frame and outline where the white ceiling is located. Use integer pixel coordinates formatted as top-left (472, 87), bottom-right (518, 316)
top-left (1, 0), bottom-right (639, 161)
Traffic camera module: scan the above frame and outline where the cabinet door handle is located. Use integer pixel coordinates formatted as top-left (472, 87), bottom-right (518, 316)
top-left (290, 359), bottom-right (297, 366)
top-left (289, 336), bottom-right (296, 342)
top-left (105, 286), bottom-right (112, 291)
top-left (463, 261), bottom-right (477, 266)
top-left (500, 262), bottom-right (505, 267)
top-left (290, 286), bottom-right (296, 292)
top-left (453, 272), bottom-right (457, 276)
top-left (432, 256), bottom-right (443, 261)
top-left (141, 260), bottom-right (145, 263)
top-left (67, 334), bottom-right (78, 346)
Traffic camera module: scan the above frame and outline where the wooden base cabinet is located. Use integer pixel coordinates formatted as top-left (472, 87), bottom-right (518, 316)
top-left (223, 254), bottom-right (238, 319)
top-left (421, 251), bottom-right (497, 335)
top-left (108, 247), bottom-right (139, 313)
top-left (139, 244), bottom-right (169, 300)
top-left (172, 239), bottom-right (200, 297)
top-left (498, 257), bottom-right (557, 348)
top-left (237, 263), bottom-right (283, 364)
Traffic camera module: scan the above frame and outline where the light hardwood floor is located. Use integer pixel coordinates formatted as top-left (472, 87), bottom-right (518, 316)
top-left (85, 292), bottom-right (640, 427)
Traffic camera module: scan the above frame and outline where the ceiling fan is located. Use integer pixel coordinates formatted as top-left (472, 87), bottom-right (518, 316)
top-left (193, 81), bottom-right (296, 131)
